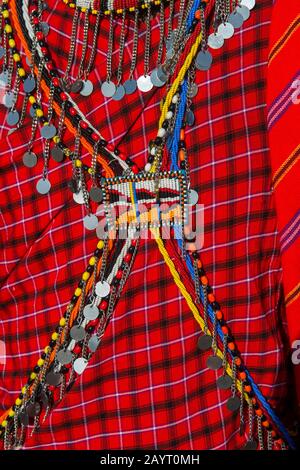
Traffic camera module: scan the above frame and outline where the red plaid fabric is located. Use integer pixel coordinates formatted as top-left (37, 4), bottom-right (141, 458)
top-left (0, 0), bottom-right (294, 449)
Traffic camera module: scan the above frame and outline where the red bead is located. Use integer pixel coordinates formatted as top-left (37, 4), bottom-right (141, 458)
top-left (80, 120), bottom-right (88, 129)
top-left (33, 18), bottom-right (39, 26)
top-left (132, 164), bottom-right (139, 174)
top-left (36, 31), bottom-right (44, 41)
top-left (46, 62), bottom-right (54, 71)
top-left (41, 47), bottom-right (48, 55)
top-left (91, 132), bottom-right (99, 142)
top-left (87, 319), bottom-right (98, 328)
top-left (99, 300), bottom-right (108, 310)
top-left (107, 143), bottom-right (114, 152)
top-left (52, 77), bottom-right (60, 87)
top-left (119, 152), bottom-right (126, 161)
top-left (73, 344), bottom-right (82, 355)
top-left (131, 239), bottom-right (138, 247)
top-left (116, 269), bottom-right (123, 280)
top-left (124, 253), bottom-right (131, 263)
top-left (60, 92), bottom-right (68, 101)
top-left (69, 107), bottom-right (77, 116)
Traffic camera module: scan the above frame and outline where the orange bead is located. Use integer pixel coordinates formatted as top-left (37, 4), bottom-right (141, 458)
top-left (255, 409), bottom-right (263, 417)
top-left (179, 149), bottom-right (185, 161)
top-left (228, 342), bottom-right (235, 351)
top-left (221, 326), bottom-right (228, 335)
top-left (252, 397), bottom-right (257, 405)
top-left (245, 385), bottom-right (251, 393)
top-left (200, 275), bottom-right (208, 285)
top-left (235, 357), bottom-right (241, 366)
top-left (216, 310), bottom-right (223, 320)
top-left (239, 371), bottom-right (246, 380)
top-left (180, 129), bottom-right (185, 140)
top-left (197, 259), bottom-right (202, 269)
top-left (207, 293), bottom-right (215, 302)
top-left (194, 9), bottom-right (201, 20)
top-left (262, 420), bottom-right (270, 428)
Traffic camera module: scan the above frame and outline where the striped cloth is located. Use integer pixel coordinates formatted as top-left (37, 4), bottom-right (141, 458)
top-left (267, 0), bottom-right (300, 409)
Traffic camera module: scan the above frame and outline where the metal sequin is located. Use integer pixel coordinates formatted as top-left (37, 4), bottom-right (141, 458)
top-left (217, 22), bottom-right (235, 39)
top-left (51, 145), bottom-right (64, 162)
top-left (3, 91), bottom-right (14, 108)
top-left (40, 21), bottom-right (50, 36)
top-left (89, 186), bottom-right (103, 202)
top-left (57, 349), bottom-right (73, 365)
top-left (41, 124), bottom-right (56, 139)
top-left (112, 84), bottom-right (125, 101)
top-left (207, 355), bottom-right (223, 370)
top-left (73, 190), bottom-right (85, 204)
top-left (95, 280), bottom-right (110, 298)
top-left (46, 371), bottom-right (63, 386)
top-left (7, 110), bottom-right (20, 126)
top-left (150, 69), bottom-right (165, 87)
top-left (228, 12), bottom-right (244, 28)
top-left (83, 304), bottom-right (99, 321)
top-left (23, 76), bottom-right (36, 93)
top-left (73, 357), bottom-right (88, 375)
top-left (240, 0), bottom-right (255, 10)
top-left (189, 189), bottom-right (199, 206)
top-left (26, 402), bottom-right (41, 417)
top-left (80, 80), bottom-right (93, 97)
top-left (237, 5), bottom-right (250, 21)
top-left (123, 79), bottom-right (137, 95)
top-left (23, 151), bottom-right (37, 168)
top-left (70, 325), bottom-right (86, 342)
top-left (195, 50), bottom-right (213, 71)
top-left (0, 46), bottom-right (5, 59)
top-left (226, 395), bottom-right (240, 412)
top-left (137, 74), bottom-right (153, 92)
top-left (71, 79), bottom-right (84, 93)
top-left (83, 214), bottom-right (98, 230)
top-left (0, 70), bottom-right (9, 86)
top-left (36, 178), bottom-right (51, 194)
top-left (88, 335), bottom-right (100, 352)
top-left (207, 33), bottom-right (224, 50)
top-left (186, 109), bottom-right (195, 126)
top-left (216, 375), bottom-right (233, 390)
top-left (101, 80), bottom-right (116, 98)
top-left (197, 335), bottom-right (213, 351)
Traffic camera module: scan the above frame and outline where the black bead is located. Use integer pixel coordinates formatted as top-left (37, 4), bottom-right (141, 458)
top-left (148, 154), bottom-right (154, 163)
top-left (33, 365), bottom-right (40, 373)
top-left (198, 267), bottom-right (206, 277)
top-left (211, 301), bottom-right (221, 311)
top-left (192, 252), bottom-right (199, 259)
top-left (179, 140), bottom-right (186, 149)
top-left (71, 295), bottom-right (78, 303)
top-left (61, 366), bottom-right (69, 374)
top-left (94, 248), bottom-right (102, 257)
top-left (87, 265), bottom-right (94, 274)
top-left (99, 138), bottom-right (107, 147)
top-left (162, 120), bottom-right (168, 129)
top-left (41, 352), bottom-right (46, 359)
top-left (86, 326), bottom-right (95, 334)
top-left (49, 339), bottom-right (56, 348)
top-left (112, 278), bottom-right (120, 287)
top-left (180, 161), bottom-right (186, 169)
top-left (78, 280), bottom-right (84, 288)
top-left (114, 148), bottom-right (120, 155)
top-left (128, 246), bottom-right (135, 254)
top-left (155, 137), bottom-right (163, 146)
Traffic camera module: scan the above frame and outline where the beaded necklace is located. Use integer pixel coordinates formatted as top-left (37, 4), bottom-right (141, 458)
top-left (0, 0), bottom-right (295, 450)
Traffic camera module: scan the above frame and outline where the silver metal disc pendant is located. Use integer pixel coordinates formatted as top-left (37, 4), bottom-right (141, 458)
top-left (216, 374), bottom-right (233, 390)
top-left (207, 33), bottom-right (224, 50)
top-left (228, 12), bottom-right (244, 29)
top-left (20, 411), bottom-right (29, 426)
top-left (51, 145), bottom-right (64, 162)
top-left (41, 124), bottom-right (56, 139)
top-left (89, 186), bottom-right (103, 202)
top-left (3, 91), bottom-right (14, 108)
top-left (186, 109), bottom-right (195, 126)
top-left (0, 46), bottom-right (5, 59)
top-left (71, 79), bottom-right (84, 93)
top-left (36, 178), bottom-right (51, 194)
top-left (95, 280), bottom-right (110, 298)
top-left (30, 105), bottom-right (36, 118)
top-left (46, 371), bottom-right (63, 386)
top-left (80, 80), bottom-right (93, 97)
top-left (124, 79), bottom-right (137, 95)
top-left (83, 304), bottom-right (99, 320)
top-left (73, 190), bottom-right (85, 204)
top-left (243, 440), bottom-right (257, 450)
top-left (112, 84), bottom-right (125, 101)
top-left (83, 214), bottom-right (98, 230)
top-left (23, 76), bottom-right (36, 93)
top-left (70, 325), bottom-right (86, 342)
top-left (137, 74), bottom-right (153, 92)
top-left (217, 22), bottom-right (235, 39)
top-left (240, 0), bottom-right (255, 10)
top-left (23, 151), bottom-right (37, 168)
top-left (101, 80), bottom-right (116, 98)
top-left (40, 21), bottom-right (50, 36)
top-left (88, 335), bottom-right (100, 352)
top-left (189, 83), bottom-right (198, 98)
top-left (188, 189), bottom-right (199, 206)
top-left (226, 395), bottom-right (240, 412)
top-left (57, 349), bottom-right (73, 365)
top-left (26, 402), bottom-right (41, 417)
top-left (207, 355), bottom-right (223, 370)
top-left (195, 50), bottom-right (213, 71)
top-left (7, 110), bottom-right (20, 126)
top-left (237, 5), bottom-right (250, 21)
top-left (0, 70), bottom-right (9, 86)
top-left (150, 69), bottom-right (165, 88)
top-left (73, 357), bottom-right (88, 375)
top-left (197, 334), bottom-right (213, 351)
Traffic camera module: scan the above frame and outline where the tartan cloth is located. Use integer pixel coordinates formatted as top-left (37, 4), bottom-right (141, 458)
top-left (267, 0), bottom-right (300, 409)
top-left (0, 0), bottom-right (295, 449)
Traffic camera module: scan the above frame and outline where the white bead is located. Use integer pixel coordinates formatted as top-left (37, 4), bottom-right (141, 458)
top-left (166, 111), bottom-right (173, 119)
top-left (172, 94), bottom-right (179, 104)
top-left (157, 128), bottom-right (166, 138)
top-left (144, 163), bottom-right (152, 172)
top-left (150, 147), bottom-right (157, 155)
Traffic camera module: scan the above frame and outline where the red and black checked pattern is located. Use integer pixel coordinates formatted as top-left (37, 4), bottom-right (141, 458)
top-left (0, 0), bottom-right (294, 449)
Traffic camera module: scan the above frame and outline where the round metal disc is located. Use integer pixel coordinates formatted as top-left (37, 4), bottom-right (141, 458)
top-left (83, 214), bottom-right (98, 230)
top-left (95, 280), bottom-right (110, 298)
top-left (195, 50), bottom-right (213, 71)
top-left (207, 33), bottom-right (224, 50)
top-left (73, 190), bottom-right (85, 204)
top-left (150, 69), bottom-right (165, 87)
top-left (46, 371), bottom-right (63, 386)
top-left (36, 178), bottom-right (51, 194)
top-left (26, 402), bottom-right (41, 417)
top-left (80, 79), bottom-right (93, 96)
top-left (237, 5), bottom-right (250, 21)
top-left (19, 411), bottom-right (29, 426)
top-left (216, 375), bottom-right (233, 390)
top-left (23, 76), bottom-right (36, 93)
top-left (226, 395), bottom-right (240, 412)
top-left (186, 109), bottom-right (195, 126)
top-left (101, 80), bottom-right (116, 98)
top-left (30, 105), bottom-right (36, 117)
top-left (0, 46), bottom-right (5, 59)
top-left (7, 110), bottom-right (19, 126)
top-left (0, 70), bottom-right (9, 86)
top-left (218, 22), bottom-right (235, 39)
top-left (71, 79), bottom-right (84, 93)
top-left (197, 334), bottom-right (213, 351)
top-left (60, 78), bottom-right (71, 93)
top-left (73, 357), bottom-right (88, 375)
top-left (137, 74), bottom-right (153, 92)
top-left (228, 12), bottom-right (244, 28)
top-left (207, 355), bottom-right (223, 370)
top-left (124, 79), bottom-right (137, 95)
top-left (23, 151), bottom-right (37, 168)
top-left (41, 124), bottom-right (56, 139)
top-left (70, 325), bottom-right (86, 341)
top-left (188, 189), bottom-right (198, 205)
top-left (57, 349), bottom-right (73, 365)
top-left (83, 304), bottom-right (99, 320)
top-left (240, 0), bottom-right (255, 9)
top-left (243, 440), bottom-right (257, 450)
top-left (40, 21), bottom-right (50, 36)
top-left (89, 186), bottom-right (103, 202)
top-left (88, 335), bottom-right (100, 352)
top-left (189, 83), bottom-right (198, 98)
top-left (3, 91), bottom-right (14, 108)
top-left (51, 145), bottom-right (64, 162)
top-left (112, 84), bottom-right (125, 101)
top-left (157, 66), bottom-right (168, 83)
